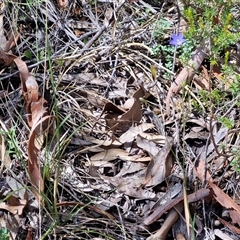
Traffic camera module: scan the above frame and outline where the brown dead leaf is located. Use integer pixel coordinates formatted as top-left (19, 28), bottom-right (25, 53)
top-left (118, 123), bottom-right (154, 144)
top-left (193, 66), bottom-right (211, 91)
top-left (0, 51), bottom-right (53, 202)
top-left (103, 8), bottom-right (114, 27)
top-left (229, 209), bottom-right (240, 226)
top-left (101, 87), bottom-right (148, 133)
top-left (30, 98), bottom-right (49, 131)
top-left (119, 96), bottom-right (141, 123)
top-left (28, 130), bottom-right (44, 199)
top-left (77, 88), bottom-right (109, 108)
top-left (13, 57), bottom-right (32, 99)
top-left (218, 217), bottom-right (240, 235)
top-left (0, 48), bottom-right (15, 66)
top-left (101, 162), bottom-right (155, 199)
top-left (195, 158), bottom-right (240, 220)
top-left (195, 158), bottom-right (213, 182)
top-left (103, 174), bottom-right (155, 199)
top-left (28, 115), bottom-right (53, 200)
top-left (87, 136), bottom-right (121, 147)
top-left (151, 183), bottom-right (182, 209)
top-left (136, 135), bottom-right (161, 156)
top-left (212, 65), bottom-right (223, 82)
top-left (0, 196), bottom-right (26, 215)
top-left (138, 133), bottom-right (166, 144)
top-left (116, 162), bottom-right (146, 178)
top-left (208, 181), bottom-right (240, 226)
top-left (25, 228), bottom-right (33, 240)
top-left (90, 148), bottom-right (148, 163)
top-left (91, 148), bottom-right (134, 162)
top-left (144, 137), bottom-right (173, 186)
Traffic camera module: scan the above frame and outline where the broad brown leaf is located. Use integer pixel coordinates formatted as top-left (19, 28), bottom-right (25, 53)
top-left (28, 115), bottom-right (53, 200)
top-left (144, 137), bottom-right (173, 186)
top-left (0, 196), bottom-right (26, 215)
top-left (0, 52), bottom-right (53, 202)
top-left (101, 87), bottom-right (148, 133)
top-left (208, 181), bottom-right (240, 226)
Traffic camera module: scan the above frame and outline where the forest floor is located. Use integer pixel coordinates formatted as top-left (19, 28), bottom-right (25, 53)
top-left (1, 0), bottom-right (240, 239)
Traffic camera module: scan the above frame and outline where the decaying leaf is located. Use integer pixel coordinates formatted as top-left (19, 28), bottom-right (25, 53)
top-left (144, 137), bottom-right (173, 186)
top-left (136, 135), bottom-right (161, 156)
top-left (77, 88), bottom-right (110, 108)
top-left (194, 158), bottom-right (213, 183)
top-left (103, 174), bottom-right (155, 199)
top-left (28, 115), bottom-right (53, 199)
top-left (208, 181), bottom-right (240, 226)
top-left (138, 135), bottom-right (165, 147)
top-left (193, 66), bottom-right (211, 91)
top-left (0, 196), bottom-right (26, 215)
top-left (91, 148), bottom-right (141, 162)
top-left (6, 177), bottom-right (28, 201)
top-left (101, 86), bottom-right (149, 133)
top-left (90, 147), bottom-right (151, 166)
top-left (217, 217), bottom-right (240, 235)
top-left (195, 159), bottom-right (240, 226)
top-left (0, 51), bottom-right (53, 202)
top-left (118, 123), bottom-right (154, 144)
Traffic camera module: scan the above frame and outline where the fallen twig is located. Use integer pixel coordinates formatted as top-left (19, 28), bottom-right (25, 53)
top-left (143, 188), bottom-right (210, 225)
top-left (146, 202), bottom-right (183, 240)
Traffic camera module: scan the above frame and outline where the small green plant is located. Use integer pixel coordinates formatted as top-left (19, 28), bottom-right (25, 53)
top-left (182, 0), bottom-right (240, 93)
top-left (153, 18), bottom-right (173, 39)
top-left (228, 73), bottom-right (240, 97)
top-left (152, 18), bottom-right (194, 78)
top-left (0, 228), bottom-right (9, 240)
top-left (219, 117), bottom-right (234, 130)
top-left (197, 89), bottom-right (226, 109)
top-left (0, 126), bottom-right (22, 161)
top-left (183, 1), bottom-right (240, 57)
top-left (230, 148), bottom-right (240, 173)
top-left (24, 49), bottom-right (33, 59)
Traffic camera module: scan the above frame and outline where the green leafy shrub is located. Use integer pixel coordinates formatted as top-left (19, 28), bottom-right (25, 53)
top-left (0, 228), bottom-right (9, 240)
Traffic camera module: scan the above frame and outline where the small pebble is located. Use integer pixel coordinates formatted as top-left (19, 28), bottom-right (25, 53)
top-left (214, 220), bottom-right (221, 226)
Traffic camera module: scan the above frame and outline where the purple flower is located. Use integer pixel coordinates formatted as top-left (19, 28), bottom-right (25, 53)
top-left (169, 33), bottom-right (185, 46)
